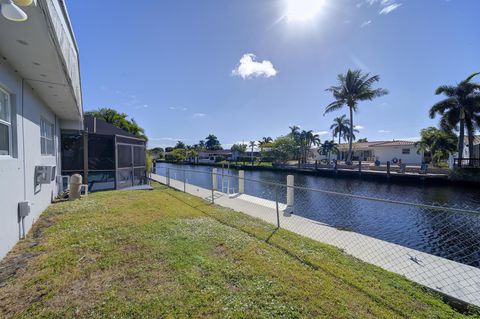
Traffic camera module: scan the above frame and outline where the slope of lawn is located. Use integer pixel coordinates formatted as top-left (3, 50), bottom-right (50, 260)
top-left (0, 183), bottom-right (478, 318)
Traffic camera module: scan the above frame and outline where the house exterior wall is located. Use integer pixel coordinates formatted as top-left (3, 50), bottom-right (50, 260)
top-left (373, 145), bottom-right (423, 165)
top-left (0, 62), bottom-right (62, 259)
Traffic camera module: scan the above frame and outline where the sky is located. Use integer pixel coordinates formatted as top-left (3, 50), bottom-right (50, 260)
top-left (67, 0), bottom-right (480, 148)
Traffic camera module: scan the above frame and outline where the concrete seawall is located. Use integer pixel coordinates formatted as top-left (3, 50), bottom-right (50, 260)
top-left (154, 161), bottom-right (467, 186)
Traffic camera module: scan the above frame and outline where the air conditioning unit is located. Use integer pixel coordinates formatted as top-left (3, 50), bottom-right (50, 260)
top-left (35, 166), bottom-right (55, 185)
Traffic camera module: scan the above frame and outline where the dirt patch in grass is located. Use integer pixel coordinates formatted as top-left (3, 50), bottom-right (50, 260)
top-left (0, 212), bottom-right (57, 286)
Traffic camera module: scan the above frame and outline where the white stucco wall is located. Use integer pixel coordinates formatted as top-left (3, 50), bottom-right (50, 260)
top-left (0, 61), bottom-right (61, 259)
top-left (373, 145), bottom-right (423, 165)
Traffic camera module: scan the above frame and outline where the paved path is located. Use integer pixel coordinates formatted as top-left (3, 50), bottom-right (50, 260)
top-left (151, 173), bottom-right (480, 307)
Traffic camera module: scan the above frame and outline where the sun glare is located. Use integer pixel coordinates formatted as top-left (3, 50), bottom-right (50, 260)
top-left (285, 0), bottom-right (324, 22)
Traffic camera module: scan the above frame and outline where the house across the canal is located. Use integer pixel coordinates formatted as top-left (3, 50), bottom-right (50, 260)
top-left (312, 140), bottom-right (424, 165)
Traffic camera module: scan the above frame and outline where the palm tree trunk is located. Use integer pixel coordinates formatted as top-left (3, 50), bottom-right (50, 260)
top-left (468, 130), bottom-right (474, 161)
top-left (458, 119), bottom-right (465, 162)
top-left (338, 135), bottom-right (341, 160)
top-left (348, 105), bottom-right (354, 163)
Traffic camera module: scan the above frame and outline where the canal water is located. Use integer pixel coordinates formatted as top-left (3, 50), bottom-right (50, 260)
top-left (155, 163), bottom-right (480, 268)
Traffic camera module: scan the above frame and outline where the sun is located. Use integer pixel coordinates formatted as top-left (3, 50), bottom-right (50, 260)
top-left (285, 0), bottom-right (324, 22)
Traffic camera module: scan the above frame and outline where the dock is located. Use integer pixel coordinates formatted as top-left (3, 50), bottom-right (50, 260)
top-left (150, 173), bottom-right (480, 308)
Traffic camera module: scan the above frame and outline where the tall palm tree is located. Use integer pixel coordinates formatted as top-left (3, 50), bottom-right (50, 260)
top-left (249, 141), bottom-right (256, 165)
top-left (325, 69), bottom-right (388, 163)
top-left (429, 73), bottom-right (480, 160)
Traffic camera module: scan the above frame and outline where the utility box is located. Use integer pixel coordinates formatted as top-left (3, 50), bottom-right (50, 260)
top-left (18, 201), bottom-right (31, 219)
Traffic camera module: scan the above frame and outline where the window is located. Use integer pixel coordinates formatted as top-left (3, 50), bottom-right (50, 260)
top-left (40, 118), bottom-right (55, 155)
top-left (0, 87), bottom-right (11, 156)
top-left (402, 148), bottom-right (410, 155)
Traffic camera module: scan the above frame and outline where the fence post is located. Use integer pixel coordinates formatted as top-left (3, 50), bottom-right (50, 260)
top-left (212, 168), bottom-right (218, 191)
top-left (286, 175), bottom-right (294, 214)
top-left (275, 185), bottom-right (280, 228)
top-left (387, 161), bottom-right (391, 179)
top-left (358, 160), bottom-right (362, 176)
top-left (183, 170), bottom-right (186, 193)
top-left (238, 170), bottom-right (244, 194)
top-left (221, 164), bottom-right (224, 192)
top-left (211, 171), bottom-right (215, 204)
top-left (167, 168), bottom-right (170, 187)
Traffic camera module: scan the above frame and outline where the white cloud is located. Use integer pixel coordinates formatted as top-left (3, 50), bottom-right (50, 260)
top-left (168, 106), bottom-right (177, 110)
top-left (355, 125), bottom-right (365, 130)
top-left (378, 130), bottom-right (391, 133)
top-left (360, 20), bottom-right (372, 28)
top-left (361, 0), bottom-right (403, 15)
top-left (314, 131), bottom-right (330, 136)
top-left (193, 113), bottom-right (207, 118)
top-left (232, 54), bottom-right (278, 79)
top-left (379, 3), bottom-right (402, 14)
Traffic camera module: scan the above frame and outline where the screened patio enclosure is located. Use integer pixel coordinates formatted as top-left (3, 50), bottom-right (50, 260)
top-left (61, 116), bottom-right (148, 192)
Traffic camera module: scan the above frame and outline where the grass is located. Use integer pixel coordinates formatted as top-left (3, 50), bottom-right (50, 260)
top-left (0, 183), bottom-right (478, 318)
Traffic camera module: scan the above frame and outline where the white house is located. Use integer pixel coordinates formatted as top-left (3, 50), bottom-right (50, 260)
top-left (0, 0), bottom-right (82, 259)
top-left (311, 140), bottom-right (424, 165)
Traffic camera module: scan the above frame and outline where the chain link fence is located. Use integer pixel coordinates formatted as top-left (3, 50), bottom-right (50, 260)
top-left (152, 165), bottom-right (480, 308)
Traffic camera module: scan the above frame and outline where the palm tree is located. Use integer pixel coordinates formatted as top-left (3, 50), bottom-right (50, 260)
top-left (330, 115), bottom-right (359, 142)
top-left (429, 73), bottom-right (480, 160)
top-left (258, 137), bottom-right (273, 152)
top-left (249, 141), bottom-right (256, 165)
top-left (205, 134), bottom-right (222, 150)
top-left (319, 140), bottom-right (338, 162)
top-left (289, 125), bottom-right (300, 136)
top-left (325, 69), bottom-right (388, 163)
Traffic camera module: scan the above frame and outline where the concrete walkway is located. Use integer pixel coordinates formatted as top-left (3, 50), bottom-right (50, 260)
top-left (150, 173), bottom-right (480, 307)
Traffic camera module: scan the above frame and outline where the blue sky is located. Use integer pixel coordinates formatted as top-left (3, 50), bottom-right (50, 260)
top-left (68, 0), bottom-right (479, 148)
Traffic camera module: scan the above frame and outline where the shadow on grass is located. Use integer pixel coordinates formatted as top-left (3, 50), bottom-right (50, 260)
top-left (161, 187), bottom-right (416, 318)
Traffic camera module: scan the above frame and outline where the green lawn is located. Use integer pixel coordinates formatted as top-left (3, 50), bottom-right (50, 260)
top-left (0, 183), bottom-right (478, 318)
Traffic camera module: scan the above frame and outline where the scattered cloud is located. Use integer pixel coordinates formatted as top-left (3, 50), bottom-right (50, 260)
top-left (168, 106), bottom-right (177, 110)
top-left (135, 104), bottom-right (149, 109)
top-left (359, 0), bottom-right (403, 17)
top-left (193, 113), bottom-right (207, 118)
top-left (123, 94), bottom-right (142, 108)
top-left (378, 130), bottom-right (391, 133)
top-left (232, 53), bottom-right (278, 79)
top-left (314, 131), bottom-right (330, 136)
top-left (360, 20), bottom-right (372, 28)
top-left (355, 125), bottom-right (365, 130)
top-left (379, 3), bottom-right (402, 14)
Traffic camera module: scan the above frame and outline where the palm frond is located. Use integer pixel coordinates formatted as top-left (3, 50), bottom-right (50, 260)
top-left (435, 85), bottom-right (456, 96)
top-left (429, 98), bottom-right (457, 118)
top-left (324, 100), bottom-right (346, 114)
top-left (464, 72), bottom-right (480, 83)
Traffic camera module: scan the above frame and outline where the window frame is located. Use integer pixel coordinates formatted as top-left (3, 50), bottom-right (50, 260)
top-left (402, 148), bottom-right (411, 155)
top-left (0, 86), bottom-right (12, 157)
top-left (40, 117), bottom-right (55, 156)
